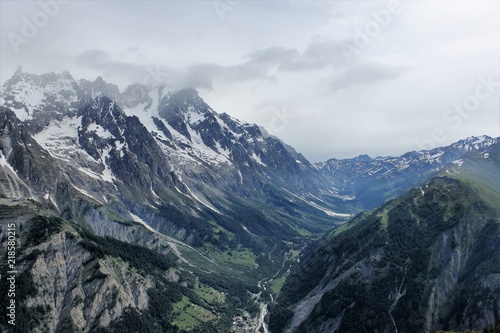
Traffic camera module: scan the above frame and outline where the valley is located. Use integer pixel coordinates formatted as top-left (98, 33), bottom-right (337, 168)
top-left (0, 70), bottom-right (498, 333)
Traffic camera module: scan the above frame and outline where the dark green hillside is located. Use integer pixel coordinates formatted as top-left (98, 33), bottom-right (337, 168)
top-left (270, 153), bottom-right (500, 333)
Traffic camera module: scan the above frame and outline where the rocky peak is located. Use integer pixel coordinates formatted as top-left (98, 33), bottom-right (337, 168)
top-left (77, 97), bottom-right (127, 162)
top-left (156, 88), bottom-right (213, 142)
top-left (1, 71), bottom-right (80, 133)
top-left (168, 88), bottom-right (205, 108)
top-left (122, 83), bottom-right (152, 108)
top-left (0, 106), bottom-right (61, 200)
top-left (159, 88), bottom-right (214, 122)
top-left (78, 76), bottom-right (123, 107)
top-left (451, 135), bottom-right (498, 152)
top-left (353, 154), bottom-right (372, 163)
top-left (79, 96), bottom-right (127, 135)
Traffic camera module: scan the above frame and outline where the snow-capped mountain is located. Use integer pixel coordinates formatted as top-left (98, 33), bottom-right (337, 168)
top-left (316, 135), bottom-right (499, 208)
top-left (2, 70), bottom-right (499, 219)
top-left (1, 70), bottom-right (346, 247)
top-left (2, 70), bottom-right (498, 225)
top-left (1, 70), bottom-right (79, 132)
top-left (1, 70), bottom-right (314, 179)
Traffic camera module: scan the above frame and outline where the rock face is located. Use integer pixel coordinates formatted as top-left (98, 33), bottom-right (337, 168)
top-left (0, 107), bottom-right (62, 201)
top-left (270, 152), bottom-right (500, 333)
top-left (77, 96), bottom-right (175, 192)
top-left (26, 231), bottom-right (151, 332)
top-left (0, 204), bottom-right (182, 333)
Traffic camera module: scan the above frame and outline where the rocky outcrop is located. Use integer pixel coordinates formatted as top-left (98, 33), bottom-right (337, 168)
top-left (0, 209), bottom-right (179, 333)
top-left (0, 107), bottom-right (63, 201)
top-left (25, 231), bottom-right (151, 332)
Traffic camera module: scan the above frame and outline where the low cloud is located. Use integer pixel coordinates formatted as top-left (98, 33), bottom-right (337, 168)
top-left (76, 49), bottom-right (150, 86)
top-left (328, 61), bottom-right (412, 91)
top-left (282, 40), bottom-right (349, 71)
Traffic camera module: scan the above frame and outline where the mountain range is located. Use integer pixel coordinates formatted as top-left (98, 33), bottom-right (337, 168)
top-left (0, 69), bottom-right (498, 333)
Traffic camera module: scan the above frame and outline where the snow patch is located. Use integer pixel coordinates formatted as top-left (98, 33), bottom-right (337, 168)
top-left (49, 194), bottom-right (60, 212)
top-left (88, 123), bottom-right (114, 139)
top-left (186, 106), bottom-right (205, 124)
top-left (71, 185), bottom-right (104, 204)
top-left (251, 152), bottom-right (266, 166)
top-left (77, 167), bottom-right (102, 180)
top-left (129, 212), bottom-right (156, 233)
top-left (184, 183), bottom-right (223, 214)
top-left (0, 150), bottom-right (17, 175)
top-left (33, 116), bottom-right (95, 163)
top-left (325, 189), bottom-right (355, 201)
top-left (282, 187), bottom-right (351, 218)
top-left (100, 147), bottom-right (116, 183)
top-left (237, 168), bottom-right (243, 183)
top-left (124, 88), bottom-right (161, 135)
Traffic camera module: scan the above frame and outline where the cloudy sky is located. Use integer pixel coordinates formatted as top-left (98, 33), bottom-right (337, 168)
top-left (0, 0), bottom-right (499, 162)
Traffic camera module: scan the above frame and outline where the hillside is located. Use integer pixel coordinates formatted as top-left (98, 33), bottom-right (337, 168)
top-left (270, 150), bottom-right (500, 333)
top-left (0, 199), bottom-right (274, 332)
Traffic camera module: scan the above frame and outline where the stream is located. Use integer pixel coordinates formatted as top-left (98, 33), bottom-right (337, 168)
top-left (232, 278), bottom-right (272, 333)
top-left (255, 302), bottom-right (270, 333)
top-left (253, 254), bottom-right (291, 333)
top-left (232, 244), bottom-right (293, 332)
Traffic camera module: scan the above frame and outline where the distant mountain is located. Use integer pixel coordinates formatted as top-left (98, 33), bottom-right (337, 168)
top-left (315, 135), bottom-right (499, 209)
top-left (270, 150), bottom-right (500, 333)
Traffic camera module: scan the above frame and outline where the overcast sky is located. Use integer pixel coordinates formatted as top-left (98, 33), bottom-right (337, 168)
top-left (0, 0), bottom-right (499, 162)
